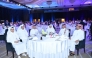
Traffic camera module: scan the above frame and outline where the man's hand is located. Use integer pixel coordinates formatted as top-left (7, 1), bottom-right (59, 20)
top-left (14, 40), bottom-right (19, 43)
top-left (75, 40), bottom-right (79, 43)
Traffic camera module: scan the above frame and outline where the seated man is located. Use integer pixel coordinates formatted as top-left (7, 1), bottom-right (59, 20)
top-left (30, 25), bottom-right (40, 39)
top-left (59, 24), bottom-right (69, 37)
top-left (69, 24), bottom-right (85, 56)
top-left (6, 26), bottom-right (27, 58)
top-left (46, 24), bottom-right (56, 35)
top-left (46, 24), bottom-right (56, 38)
top-left (17, 24), bottom-right (28, 46)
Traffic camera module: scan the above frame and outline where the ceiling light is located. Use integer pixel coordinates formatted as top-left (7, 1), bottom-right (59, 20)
top-left (7, 0), bottom-right (9, 2)
top-left (18, 4), bottom-right (21, 6)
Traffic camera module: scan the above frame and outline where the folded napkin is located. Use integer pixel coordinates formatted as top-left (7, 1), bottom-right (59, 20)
top-left (58, 35), bottom-right (68, 41)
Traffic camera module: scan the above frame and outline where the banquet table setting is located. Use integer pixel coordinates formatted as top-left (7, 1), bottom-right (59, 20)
top-left (27, 35), bottom-right (70, 58)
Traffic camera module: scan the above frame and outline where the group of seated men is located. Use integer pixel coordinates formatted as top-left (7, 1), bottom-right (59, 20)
top-left (0, 21), bottom-right (85, 58)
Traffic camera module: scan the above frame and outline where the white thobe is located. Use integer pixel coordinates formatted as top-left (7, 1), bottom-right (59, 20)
top-left (59, 28), bottom-right (69, 37)
top-left (46, 27), bottom-right (55, 35)
top-left (70, 26), bottom-right (75, 36)
top-left (69, 29), bottom-right (85, 52)
top-left (17, 29), bottom-right (28, 47)
top-left (7, 32), bottom-right (27, 55)
top-left (30, 29), bottom-right (39, 37)
top-left (30, 29), bottom-right (41, 40)
top-left (0, 26), bottom-right (5, 35)
top-left (84, 25), bottom-right (90, 37)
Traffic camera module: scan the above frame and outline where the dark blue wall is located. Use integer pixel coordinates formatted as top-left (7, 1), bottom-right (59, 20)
top-left (0, 7), bottom-right (92, 22)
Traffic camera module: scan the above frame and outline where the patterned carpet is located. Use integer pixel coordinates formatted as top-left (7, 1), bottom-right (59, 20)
top-left (0, 39), bottom-right (92, 58)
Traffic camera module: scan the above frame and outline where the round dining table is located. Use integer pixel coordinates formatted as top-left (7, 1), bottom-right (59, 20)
top-left (27, 36), bottom-right (69, 58)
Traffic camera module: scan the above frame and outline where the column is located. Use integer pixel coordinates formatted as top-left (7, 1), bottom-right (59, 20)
top-left (41, 14), bottom-right (44, 22)
top-left (30, 13), bottom-right (33, 23)
top-left (51, 13), bottom-right (54, 21)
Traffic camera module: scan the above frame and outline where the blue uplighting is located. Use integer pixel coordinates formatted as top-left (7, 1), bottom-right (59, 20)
top-left (30, 14), bottom-right (33, 22)
top-left (51, 14), bottom-right (54, 21)
top-left (41, 14), bottom-right (44, 22)
top-left (11, 17), bottom-right (14, 22)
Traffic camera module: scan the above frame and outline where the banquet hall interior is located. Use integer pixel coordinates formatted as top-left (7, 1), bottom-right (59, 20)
top-left (0, 0), bottom-right (92, 58)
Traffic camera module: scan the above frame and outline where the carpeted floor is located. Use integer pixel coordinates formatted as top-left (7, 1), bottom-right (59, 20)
top-left (0, 38), bottom-right (92, 58)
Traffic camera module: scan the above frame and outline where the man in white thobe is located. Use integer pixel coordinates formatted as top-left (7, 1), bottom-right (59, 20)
top-left (0, 23), bottom-right (6, 34)
top-left (69, 24), bottom-right (85, 56)
top-left (17, 24), bottom-right (28, 47)
top-left (84, 23), bottom-right (90, 38)
top-left (46, 24), bottom-right (56, 38)
top-left (6, 26), bottom-right (27, 58)
top-left (30, 25), bottom-right (40, 40)
top-left (59, 24), bottom-right (69, 37)
top-left (46, 24), bottom-right (56, 35)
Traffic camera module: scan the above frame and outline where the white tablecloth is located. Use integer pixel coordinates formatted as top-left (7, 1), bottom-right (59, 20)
top-left (27, 37), bottom-right (69, 58)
